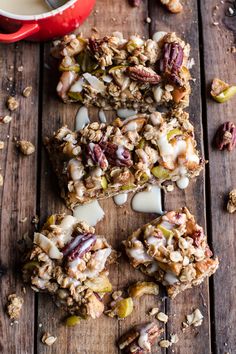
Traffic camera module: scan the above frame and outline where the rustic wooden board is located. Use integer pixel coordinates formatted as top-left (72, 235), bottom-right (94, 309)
top-left (0, 42), bottom-right (39, 354)
top-left (200, 1), bottom-right (236, 353)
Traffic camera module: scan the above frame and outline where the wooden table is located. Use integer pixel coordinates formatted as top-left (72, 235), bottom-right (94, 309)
top-left (0, 0), bottom-right (236, 353)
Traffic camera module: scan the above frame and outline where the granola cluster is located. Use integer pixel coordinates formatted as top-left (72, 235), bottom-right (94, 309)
top-left (23, 214), bottom-right (116, 319)
top-left (45, 110), bottom-right (202, 209)
top-left (123, 207), bottom-right (219, 298)
top-left (53, 32), bottom-right (191, 111)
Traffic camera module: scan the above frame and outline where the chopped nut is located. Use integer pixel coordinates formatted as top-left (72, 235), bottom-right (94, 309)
top-left (106, 297), bottom-right (134, 319)
top-left (159, 339), bottom-right (171, 348)
top-left (211, 78), bottom-right (236, 103)
top-left (214, 122), bottom-right (236, 151)
top-left (170, 333), bottom-right (179, 344)
top-left (149, 307), bottom-right (159, 316)
top-left (16, 140), bottom-right (35, 156)
top-left (1, 115), bottom-right (12, 124)
top-left (126, 65), bottom-right (161, 84)
top-left (7, 96), bottom-right (19, 111)
top-left (186, 308), bottom-right (204, 327)
top-left (0, 174), bottom-right (3, 187)
top-left (112, 290), bottom-right (123, 300)
top-left (160, 0), bottom-right (183, 13)
top-left (7, 294), bottom-right (24, 320)
top-left (129, 281), bottom-right (159, 298)
top-left (0, 141), bottom-right (4, 149)
top-left (227, 189), bottom-right (236, 213)
top-left (157, 312), bottom-right (168, 323)
top-left (41, 332), bottom-right (57, 346)
top-left (22, 86), bottom-right (32, 98)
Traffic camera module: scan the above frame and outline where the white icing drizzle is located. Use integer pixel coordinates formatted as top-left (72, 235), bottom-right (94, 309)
top-left (73, 200), bottom-right (105, 226)
top-left (163, 272), bottom-right (179, 285)
top-left (116, 108), bottom-right (137, 119)
top-left (116, 145), bottom-right (125, 159)
top-left (131, 185), bottom-right (163, 215)
top-left (152, 31), bottom-right (167, 43)
top-left (138, 323), bottom-right (154, 351)
top-left (75, 106), bottom-right (90, 131)
top-left (128, 246), bottom-right (152, 263)
top-left (98, 109), bottom-right (107, 123)
top-left (113, 193), bottom-right (128, 206)
top-left (176, 176), bottom-right (189, 189)
top-left (70, 78), bottom-right (84, 93)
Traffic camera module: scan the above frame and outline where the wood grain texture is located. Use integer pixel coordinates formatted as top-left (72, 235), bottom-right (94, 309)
top-left (0, 42), bottom-right (39, 354)
top-left (200, 1), bottom-right (236, 353)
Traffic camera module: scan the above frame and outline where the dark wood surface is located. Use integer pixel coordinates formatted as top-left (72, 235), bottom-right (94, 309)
top-left (0, 0), bottom-right (236, 353)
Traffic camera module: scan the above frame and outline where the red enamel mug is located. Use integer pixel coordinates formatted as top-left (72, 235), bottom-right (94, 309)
top-left (0, 0), bottom-right (95, 43)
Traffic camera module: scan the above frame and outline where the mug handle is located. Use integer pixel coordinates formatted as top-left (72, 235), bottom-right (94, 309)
top-left (0, 23), bottom-right (39, 43)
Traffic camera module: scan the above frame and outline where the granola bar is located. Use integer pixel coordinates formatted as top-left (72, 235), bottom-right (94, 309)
top-left (45, 110), bottom-right (203, 209)
top-left (23, 214), bottom-right (116, 319)
top-left (53, 31), bottom-right (191, 110)
top-left (123, 207), bottom-right (219, 298)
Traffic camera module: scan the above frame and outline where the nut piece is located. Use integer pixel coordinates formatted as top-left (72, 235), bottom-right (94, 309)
top-left (159, 42), bottom-right (184, 85)
top-left (214, 121), bottom-right (236, 151)
top-left (16, 140), bottom-right (35, 155)
top-left (126, 65), bottom-right (161, 84)
top-left (22, 86), bottom-right (32, 98)
top-left (156, 312), bottom-right (168, 323)
top-left (148, 307), bottom-right (159, 316)
top-left (128, 281), bottom-right (159, 298)
top-left (7, 294), bottom-right (24, 320)
top-left (0, 115), bottom-right (12, 124)
top-left (185, 308), bottom-right (204, 327)
top-left (159, 339), bottom-right (171, 348)
top-left (41, 332), bottom-right (57, 346)
top-left (106, 297), bottom-right (134, 319)
top-left (0, 174), bottom-right (3, 187)
top-left (211, 78), bottom-right (236, 103)
top-left (7, 96), bottom-right (19, 111)
top-left (118, 322), bottom-right (163, 353)
top-left (227, 189), bottom-right (236, 213)
top-left (129, 0), bottom-right (142, 6)
top-left (160, 0), bottom-right (183, 13)
top-left (170, 333), bottom-right (179, 344)
top-left (0, 141), bottom-right (4, 149)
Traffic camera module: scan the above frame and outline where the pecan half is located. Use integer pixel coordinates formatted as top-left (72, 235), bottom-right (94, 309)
top-left (126, 65), bottom-right (161, 84)
top-left (159, 42), bottom-right (183, 85)
top-left (100, 141), bottom-right (133, 167)
top-left (215, 121), bottom-right (236, 151)
top-left (62, 233), bottom-right (96, 261)
top-left (118, 322), bottom-right (162, 353)
top-left (87, 143), bottom-right (109, 169)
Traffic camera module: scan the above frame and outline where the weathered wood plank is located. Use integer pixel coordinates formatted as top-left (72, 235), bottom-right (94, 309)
top-left (148, 1), bottom-right (211, 353)
top-left (0, 42), bottom-right (39, 354)
top-left (200, 1), bottom-right (236, 353)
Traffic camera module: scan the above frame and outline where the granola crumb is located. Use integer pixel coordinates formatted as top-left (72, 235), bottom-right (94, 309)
top-left (0, 141), bottom-right (4, 149)
top-left (227, 189), bottom-right (236, 213)
top-left (156, 311), bottom-right (168, 323)
top-left (170, 333), bottom-right (179, 344)
top-left (32, 215), bottom-right (39, 224)
top-left (166, 184), bottom-right (174, 192)
top-left (7, 294), bottom-right (24, 320)
top-left (17, 65), bottom-right (24, 72)
top-left (22, 86), bottom-right (32, 98)
top-left (22, 287), bottom-right (26, 294)
top-left (1, 115), bottom-right (12, 124)
top-left (112, 290), bottom-right (122, 300)
top-left (149, 307), bottom-right (159, 316)
top-left (7, 96), bottom-right (19, 111)
top-left (185, 308), bottom-right (204, 328)
top-left (20, 217), bottom-right (28, 223)
top-left (41, 332), bottom-right (57, 346)
top-left (16, 140), bottom-right (35, 156)
top-left (146, 17), bottom-right (152, 23)
top-left (159, 339), bottom-right (171, 348)
top-left (0, 174), bottom-right (3, 187)
top-left (39, 323), bottom-right (43, 328)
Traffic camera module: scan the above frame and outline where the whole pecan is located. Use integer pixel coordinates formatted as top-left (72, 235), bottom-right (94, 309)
top-left (215, 121), bottom-right (236, 151)
top-left (159, 42), bottom-right (183, 85)
top-left (100, 141), bottom-right (133, 167)
top-left (62, 233), bottom-right (97, 261)
top-left (129, 0), bottom-right (142, 7)
top-left (88, 37), bottom-right (109, 55)
top-left (126, 65), bottom-right (161, 85)
top-left (87, 143), bottom-right (109, 170)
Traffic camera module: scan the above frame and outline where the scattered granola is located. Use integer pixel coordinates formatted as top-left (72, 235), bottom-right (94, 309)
top-left (1, 115), bottom-right (12, 124)
top-left (227, 189), bottom-right (236, 213)
top-left (0, 141), bottom-right (4, 149)
top-left (159, 339), bottom-right (171, 348)
top-left (53, 32), bottom-right (191, 110)
top-left (184, 308), bottom-right (204, 327)
top-left (211, 78), bottom-right (236, 103)
top-left (0, 174), bottom-right (3, 186)
top-left (123, 207), bottom-right (219, 298)
top-left (128, 281), bottom-right (159, 298)
top-left (41, 332), bottom-right (57, 346)
top-left (22, 86), bottom-right (32, 98)
top-left (156, 312), bottom-right (168, 323)
top-left (45, 110), bottom-right (203, 209)
top-left (7, 96), bottom-right (19, 111)
top-left (118, 322), bottom-right (163, 353)
top-left (214, 122), bottom-right (236, 151)
top-left (23, 214), bottom-right (116, 319)
top-left (16, 140), bottom-right (35, 156)
top-left (7, 294), bottom-right (24, 320)
top-left (148, 307), bottom-right (159, 316)
top-left (160, 0), bottom-right (183, 13)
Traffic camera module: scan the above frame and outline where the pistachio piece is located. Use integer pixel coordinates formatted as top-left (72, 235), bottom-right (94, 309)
top-left (59, 64), bottom-right (80, 72)
top-left (129, 281), bottom-right (159, 298)
top-left (116, 297), bottom-right (134, 318)
top-left (23, 261), bottom-right (39, 271)
top-left (101, 176), bottom-right (108, 189)
top-left (68, 91), bottom-right (83, 101)
top-left (84, 274), bottom-right (112, 293)
top-left (151, 166), bottom-right (170, 179)
top-left (65, 315), bottom-right (81, 327)
top-left (211, 78), bottom-right (236, 103)
top-left (121, 184), bottom-right (136, 191)
top-left (167, 128), bottom-right (183, 141)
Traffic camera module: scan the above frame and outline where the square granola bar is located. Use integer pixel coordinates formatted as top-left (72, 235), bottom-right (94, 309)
top-left (53, 31), bottom-right (191, 111)
top-left (23, 214), bottom-right (116, 319)
top-left (123, 207), bottom-right (219, 298)
top-left (45, 110), bottom-right (203, 209)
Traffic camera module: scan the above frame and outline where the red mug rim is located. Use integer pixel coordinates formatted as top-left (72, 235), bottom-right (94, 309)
top-left (0, 0), bottom-right (77, 20)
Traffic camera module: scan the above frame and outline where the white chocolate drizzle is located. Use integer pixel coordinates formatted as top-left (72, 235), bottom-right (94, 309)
top-left (131, 185), bottom-right (163, 215)
top-left (73, 200), bottom-right (105, 226)
top-left (113, 193), bottom-right (128, 206)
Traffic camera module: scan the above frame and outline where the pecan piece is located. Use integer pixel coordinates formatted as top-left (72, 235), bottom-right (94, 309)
top-left (118, 322), bottom-right (163, 353)
top-left (87, 143), bottom-right (109, 170)
top-left (159, 42), bottom-right (183, 85)
top-left (214, 121), bottom-right (236, 151)
top-left (62, 233), bottom-right (96, 261)
top-left (100, 141), bottom-right (133, 167)
top-left (227, 189), bottom-right (236, 214)
top-left (126, 65), bottom-right (161, 84)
